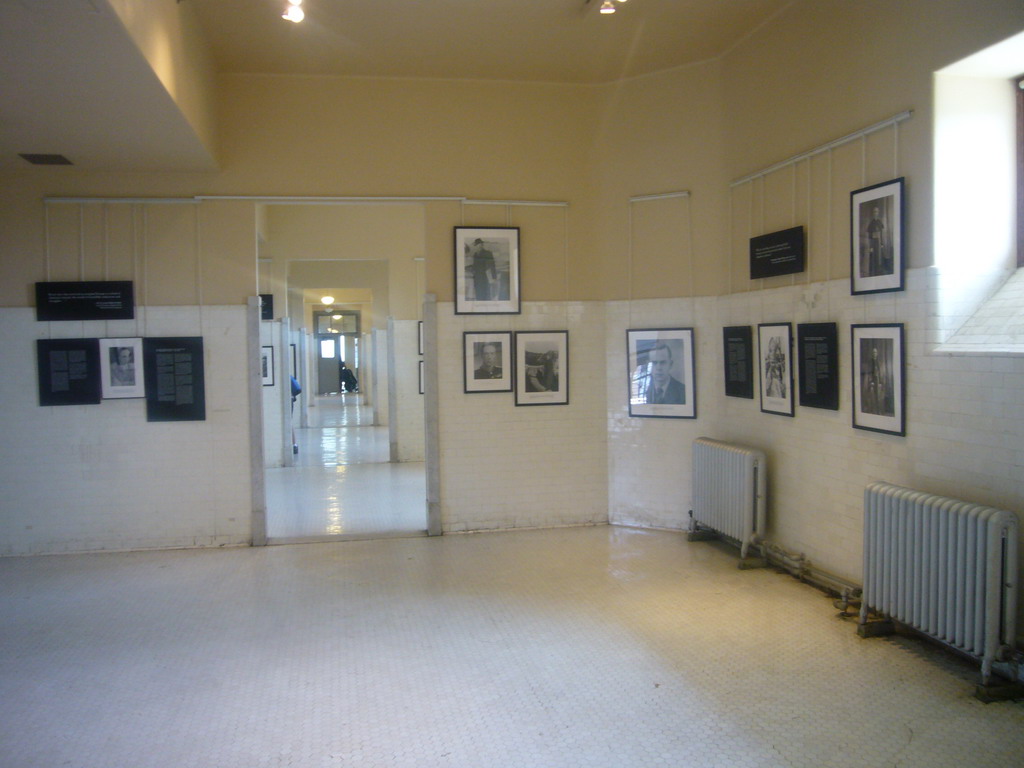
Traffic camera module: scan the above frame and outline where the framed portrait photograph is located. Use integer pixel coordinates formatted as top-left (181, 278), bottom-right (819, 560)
top-left (757, 322), bottom-right (794, 417)
top-left (627, 328), bottom-right (696, 419)
top-left (261, 346), bottom-right (275, 387)
top-left (851, 323), bottom-right (905, 436)
top-left (851, 177), bottom-right (904, 295)
top-left (514, 331), bottom-right (568, 406)
top-left (418, 360), bottom-right (424, 395)
top-left (463, 332), bottom-right (513, 393)
top-left (99, 337), bottom-right (145, 399)
top-left (454, 227), bottom-right (521, 315)
top-left (418, 320), bottom-right (424, 355)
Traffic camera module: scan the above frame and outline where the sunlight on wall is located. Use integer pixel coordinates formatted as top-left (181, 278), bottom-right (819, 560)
top-left (934, 31), bottom-right (1023, 333)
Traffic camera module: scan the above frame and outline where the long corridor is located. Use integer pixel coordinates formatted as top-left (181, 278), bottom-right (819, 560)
top-left (265, 394), bottom-right (427, 542)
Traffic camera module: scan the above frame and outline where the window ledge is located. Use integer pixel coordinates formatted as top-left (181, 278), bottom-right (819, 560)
top-left (935, 268), bottom-right (1024, 356)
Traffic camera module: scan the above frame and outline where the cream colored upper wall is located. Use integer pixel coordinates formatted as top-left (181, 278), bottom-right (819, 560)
top-left (262, 204), bottom-right (422, 323)
top-left (104, 0), bottom-right (218, 161)
top-left (289, 260), bottom-right (390, 332)
top-left (3, 1), bottom-right (1023, 309)
top-left (587, 60), bottom-right (728, 300)
top-left (720, 0), bottom-right (1024, 276)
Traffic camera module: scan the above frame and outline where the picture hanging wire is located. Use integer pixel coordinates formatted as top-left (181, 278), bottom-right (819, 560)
top-left (730, 110), bottom-right (913, 187)
top-left (626, 190), bottom-right (691, 326)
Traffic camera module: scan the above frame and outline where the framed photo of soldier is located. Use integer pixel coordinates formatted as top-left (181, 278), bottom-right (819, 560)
top-left (464, 332), bottom-right (513, 393)
top-left (99, 337), bottom-right (145, 399)
top-left (757, 322), bottom-right (794, 417)
top-left (851, 323), bottom-right (905, 436)
top-left (454, 227), bottom-right (521, 315)
top-left (514, 331), bottom-right (568, 406)
top-left (626, 328), bottom-right (696, 419)
top-left (851, 177), bottom-right (904, 295)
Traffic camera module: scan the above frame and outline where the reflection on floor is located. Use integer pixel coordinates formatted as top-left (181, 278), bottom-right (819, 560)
top-left (4, 526), bottom-right (1022, 767)
top-left (265, 394), bottom-right (427, 543)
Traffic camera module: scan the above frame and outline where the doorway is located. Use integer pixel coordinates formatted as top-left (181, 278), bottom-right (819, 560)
top-left (314, 309), bottom-right (360, 394)
top-left (257, 202), bottom-right (429, 543)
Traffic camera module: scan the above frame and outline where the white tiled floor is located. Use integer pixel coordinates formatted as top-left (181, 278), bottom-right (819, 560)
top-left (266, 395), bottom-right (427, 542)
top-left (1, 526), bottom-right (1022, 768)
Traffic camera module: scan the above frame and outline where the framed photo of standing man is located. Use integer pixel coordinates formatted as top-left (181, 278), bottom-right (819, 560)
top-left (851, 323), bottom-right (905, 435)
top-left (454, 227), bottom-right (521, 315)
top-left (851, 177), bottom-right (904, 295)
top-left (626, 328), bottom-right (696, 419)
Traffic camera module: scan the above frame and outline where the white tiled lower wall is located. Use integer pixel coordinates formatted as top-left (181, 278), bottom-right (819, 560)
top-left (0, 306), bottom-right (253, 555)
top-left (437, 302), bottom-right (608, 532)
top-left (607, 267), bottom-right (1024, 586)
top-left (388, 319), bottom-right (425, 462)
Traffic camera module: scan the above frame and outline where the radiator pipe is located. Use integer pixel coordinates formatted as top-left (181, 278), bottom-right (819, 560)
top-left (762, 541), bottom-right (863, 601)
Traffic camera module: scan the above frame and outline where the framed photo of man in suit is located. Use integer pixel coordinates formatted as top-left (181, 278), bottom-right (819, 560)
top-left (627, 328), bottom-right (695, 419)
top-left (463, 332), bottom-right (513, 393)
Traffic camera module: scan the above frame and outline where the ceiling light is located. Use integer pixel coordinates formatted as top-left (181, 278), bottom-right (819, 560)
top-left (321, 295), bottom-right (335, 305)
top-left (332, 314), bottom-right (342, 320)
top-left (282, 0), bottom-right (304, 23)
top-left (600, 1), bottom-right (616, 12)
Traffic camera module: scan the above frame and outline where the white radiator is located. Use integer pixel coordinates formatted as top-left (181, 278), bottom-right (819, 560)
top-left (691, 437), bottom-right (767, 559)
top-left (860, 482), bottom-right (1019, 684)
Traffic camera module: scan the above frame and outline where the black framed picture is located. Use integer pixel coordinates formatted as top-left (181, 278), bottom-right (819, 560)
top-left (851, 177), bottom-right (904, 295)
top-left (514, 330), bottom-right (568, 406)
top-left (797, 323), bottom-right (839, 410)
top-left (261, 346), bottom-right (274, 387)
top-left (36, 338), bottom-right (101, 406)
top-left (463, 332), bottom-right (513, 393)
top-left (419, 360), bottom-right (424, 395)
top-left (626, 328), bottom-right (696, 419)
top-left (723, 325), bottom-right (754, 399)
top-left (454, 227), bottom-right (521, 314)
top-left (99, 337), bottom-right (145, 399)
top-left (750, 226), bottom-right (805, 280)
top-left (418, 321), bottom-right (424, 355)
top-left (143, 337), bottom-right (206, 422)
top-left (851, 323), bottom-right (905, 436)
top-left (757, 322), bottom-right (794, 417)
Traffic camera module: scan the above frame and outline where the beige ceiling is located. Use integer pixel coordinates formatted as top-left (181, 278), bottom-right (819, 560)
top-left (0, 0), bottom-right (792, 172)
top-left (189, 0), bottom-right (792, 83)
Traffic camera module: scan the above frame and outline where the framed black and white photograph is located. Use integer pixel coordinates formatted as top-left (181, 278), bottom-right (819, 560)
top-left (261, 346), bottom-right (275, 387)
top-left (514, 331), bottom-right (568, 406)
top-left (627, 328), bottom-right (696, 419)
top-left (418, 321), bottom-right (424, 355)
top-left (797, 323), bottom-right (839, 410)
top-left (99, 337), bottom-right (145, 399)
top-left (723, 325), bottom-right (754, 399)
top-left (454, 227), bottom-right (521, 315)
top-left (851, 177), bottom-right (904, 295)
top-left (757, 322), bottom-right (794, 416)
top-left (419, 360), bottom-right (424, 395)
top-left (851, 323), bottom-right (905, 436)
top-left (463, 332), bottom-right (513, 393)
